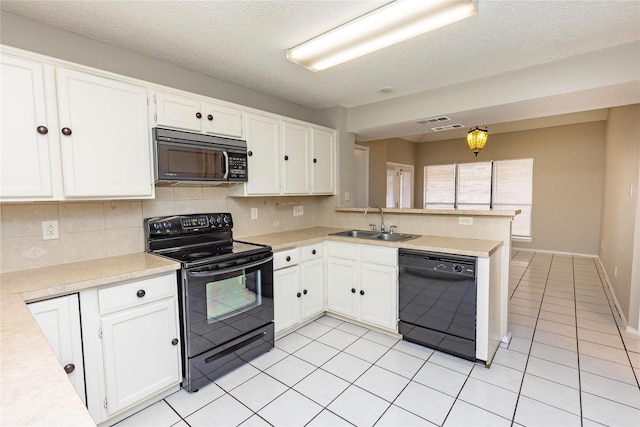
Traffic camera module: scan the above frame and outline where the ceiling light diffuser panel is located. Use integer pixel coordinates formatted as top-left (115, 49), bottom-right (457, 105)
top-left (287, 0), bottom-right (477, 71)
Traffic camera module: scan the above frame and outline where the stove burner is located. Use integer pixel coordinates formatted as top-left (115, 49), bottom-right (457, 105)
top-left (185, 252), bottom-right (216, 259)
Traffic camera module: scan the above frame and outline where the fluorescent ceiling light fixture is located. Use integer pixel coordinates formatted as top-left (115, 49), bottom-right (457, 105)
top-left (287, 0), bottom-right (477, 72)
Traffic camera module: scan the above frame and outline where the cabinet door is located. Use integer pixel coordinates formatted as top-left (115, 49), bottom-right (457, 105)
top-left (56, 68), bottom-right (153, 198)
top-left (28, 294), bottom-right (86, 404)
top-left (300, 258), bottom-right (325, 320)
top-left (281, 121), bottom-right (310, 195)
top-left (274, 266), bottom-right (301, 333)
top-left (245, 113), bottom-right (281, 195)
top-left (1, 55), bottom-right (57, 199)
top-left (359, 263), bottom-right (398, 331)
top-left (100, 298), bottom-right (180, 415)
top-left (311, 128), bottom-right (335, 194)
top-left (203, 102), bottom-right (243, 138)
top-left (326, 257), bottom-right (358, 319)
top-left (154, 91), bottom-right (203, 132)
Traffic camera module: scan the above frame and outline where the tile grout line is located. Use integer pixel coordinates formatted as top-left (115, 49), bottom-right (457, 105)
top-left (572, 255), bottom-right (584, 427)
top-left (509, 252), bottom-right (554, 425)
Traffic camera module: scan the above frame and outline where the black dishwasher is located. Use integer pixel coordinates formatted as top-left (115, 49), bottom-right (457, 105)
top-left (398, 249), bottom-right (477, 361)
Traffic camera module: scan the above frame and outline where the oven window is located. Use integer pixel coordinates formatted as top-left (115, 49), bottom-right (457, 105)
top-left (205, 270), bottom-right (262, 321)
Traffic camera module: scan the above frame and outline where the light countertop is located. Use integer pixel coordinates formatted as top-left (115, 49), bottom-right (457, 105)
top-left (243, 227), bottom-right (503, 257)
top-left (0, 253), bottom-right (180, 427)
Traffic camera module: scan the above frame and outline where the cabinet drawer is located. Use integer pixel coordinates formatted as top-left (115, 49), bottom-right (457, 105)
top-left (360, 245), bottom-right (398, 266)
top-left (327, 241), bottom-right (357, 260)
top-left (300, 243), bottom-right (324, 261)
top-left (98, 274), bottom-right (175, 315)
top-left (274, 248), bottom-right (301, 270)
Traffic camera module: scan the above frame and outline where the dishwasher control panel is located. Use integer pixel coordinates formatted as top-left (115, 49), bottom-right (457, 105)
top-left (399, 249), bottom-right (476, 277)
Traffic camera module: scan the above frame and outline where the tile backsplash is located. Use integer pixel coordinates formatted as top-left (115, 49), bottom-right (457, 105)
top-left (0, 187), bottom-right (335, 273)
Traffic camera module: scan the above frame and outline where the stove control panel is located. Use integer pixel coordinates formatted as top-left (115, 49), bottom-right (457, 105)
top-left (146, 213), bottom-right (233, 236)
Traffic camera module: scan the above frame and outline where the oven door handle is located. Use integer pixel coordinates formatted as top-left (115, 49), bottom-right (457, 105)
top-left (222, 151), bottom-right (229, 179)
top-left (187, 255), bottom-right (273, 277)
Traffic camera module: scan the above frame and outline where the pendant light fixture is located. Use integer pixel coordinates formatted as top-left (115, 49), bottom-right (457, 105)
top-left (467, 126), bottom-right (488, 156)
top-left (287, 0), bottom-right (477, 72)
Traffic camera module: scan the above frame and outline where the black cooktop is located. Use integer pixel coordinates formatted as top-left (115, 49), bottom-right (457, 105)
top-left (145, 213), bottom-right (271, 267)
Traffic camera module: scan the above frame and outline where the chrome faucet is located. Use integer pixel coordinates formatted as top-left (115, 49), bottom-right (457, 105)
top-left (364, 206), bottom-right (385, 232)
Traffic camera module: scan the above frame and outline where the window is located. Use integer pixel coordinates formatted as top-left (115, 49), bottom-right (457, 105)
top-left (386, 163), bottom-right (414, 208)
top-left (424, 159), bottom-right (533, 237)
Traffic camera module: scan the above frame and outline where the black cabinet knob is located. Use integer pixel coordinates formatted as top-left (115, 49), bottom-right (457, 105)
top-left (313, 158), bottom-right (317, 163)
top-left (196, 112), bottom-right (202, 119)
top-left (207, 114), bottom-right (213, 121)
top-left (37, 126), bottom-right (48, 135)
top-left (351, 288), bottom-right (356, 293)
top-left (136, 289), bottom-right (146, 298)
top-left (248, 151), bottom-right (253, 156)
top-left (172, 338), bottom-right (179, 346)
top-left (286, 256), bottom-right (291, 262)
top-left (360, 290), bottom-right (365, 295)
top-left (303, 289), bottom-right (308, 295)
top-left (284, 155), bottom-right (289, 161)
top-left (296, 292), bottom-right (301, 298)
top-left (63, 363), bottom-right (75, 374)
top-left (61, 127), bottom-right (72, 136)
top-left (312, 249), bottom-right (317, 255)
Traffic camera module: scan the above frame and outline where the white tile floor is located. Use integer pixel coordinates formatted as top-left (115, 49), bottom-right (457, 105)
top-left (115, 251), bottom-right (640, 427)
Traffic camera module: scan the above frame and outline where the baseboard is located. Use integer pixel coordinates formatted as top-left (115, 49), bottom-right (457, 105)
top-left (596, 256), bottom-right (629, 331)
top-left (511, 247), bottom-right (598, 258)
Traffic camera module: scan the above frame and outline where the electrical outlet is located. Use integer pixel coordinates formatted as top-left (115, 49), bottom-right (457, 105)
top-left (42, 220), bottom-right (59, 240)
top-left (344, 192), bottom-right (350, 201)
top-left (251, 208), bottom-right (258, 220)
top-left (293, 205), bottom-right (304, 216)
top-left (458, 217), bottom-right (473, 226)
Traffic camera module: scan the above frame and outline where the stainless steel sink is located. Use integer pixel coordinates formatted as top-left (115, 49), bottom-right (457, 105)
top-left (373, 232), bottom-right (419, 242)
top-left (330, 230), bottom-right (419, 242)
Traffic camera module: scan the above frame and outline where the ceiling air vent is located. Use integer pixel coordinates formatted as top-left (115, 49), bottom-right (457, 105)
top-left (415, 116), bottom-right (451, 125)
top-left (431, 123), bottom-right (465, 132)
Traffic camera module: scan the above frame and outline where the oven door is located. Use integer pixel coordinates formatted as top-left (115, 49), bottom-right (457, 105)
top-left (182, 253), bottom-right (273, 358)
top-left (156, 140), bottom-right (228, 182)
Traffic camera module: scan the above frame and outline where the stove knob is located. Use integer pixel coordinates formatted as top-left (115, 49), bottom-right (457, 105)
top-left (215, 215), bottom-right (224, 225)
top-left (153, 222), bottom-right (161, 230)
top-left (223, 215), bottom-right (231, 225)
top-left (208, 216), bottom-right (216, 226)
top-left (162, 221), bottom-right (171, 229)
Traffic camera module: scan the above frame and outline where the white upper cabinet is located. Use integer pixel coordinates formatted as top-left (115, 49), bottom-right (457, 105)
top-left (1, 49), bottom-right (155, 201)
top-left (56, 68), bottom-right (153, 198)
top-left (311, 127), bottom-right (335, 194)
top-left (282, 120), bottom-right (311, 195)
top-left (0, 55), bottom-right (60, 200)
top-left (153, 90), bottom-right (243, 138)
top-left (244, 112), bottom-right (281, 195)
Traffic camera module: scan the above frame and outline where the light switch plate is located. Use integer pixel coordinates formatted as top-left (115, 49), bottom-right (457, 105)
top-left (251, 208), bottom-right (258, 220)
top-left (458, 217), bottom-right (473, 226)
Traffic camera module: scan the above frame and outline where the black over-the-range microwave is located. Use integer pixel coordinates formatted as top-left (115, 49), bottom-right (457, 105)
top-left (152, 127), bottom-right (248, 185)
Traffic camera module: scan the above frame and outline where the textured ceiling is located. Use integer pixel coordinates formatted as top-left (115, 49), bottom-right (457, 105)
top-left (2, 0), bottom-right (639, 141)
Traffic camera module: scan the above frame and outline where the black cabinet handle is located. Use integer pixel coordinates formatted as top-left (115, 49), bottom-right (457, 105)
top-left (172, 338), bottom-right (179, 346)
top-left (207, 114), bottom-right (213, 121)
top-left (284, 155), bottom-right (289, 161)
top-left (360, 290), bottom-right (365, 296)
top-left (196, 112), bottom-right (202, 119)
top-left (37, 126), bottom-right (48, 135)
top-left (313, 158), bottom-right (317, 163)
top-left (351, 288), bottom-right (356, 293)
top-left (286, 256), bottom-right (291, 262)
top-left (303, 289), bottom-right (308, 295)
top-left (136, 289), bottom-right (146, 298)
top-left (63, 363), bottom-right (75, 374)
top-left (296, 292), bottom-right (301, 298)
top-left (311, 249), bottom-right (316, 255)
top-left (61, 127), bottom-right (72, 136)
top-left (248, 151), bottom-right (253, 156)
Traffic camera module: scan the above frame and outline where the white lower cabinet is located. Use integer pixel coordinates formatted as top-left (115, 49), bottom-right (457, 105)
top-left (28, 294), bottom-right (86, 404)
top-left (274, 244), bottom-right (325, 335)
top-left (326, 242), bottom-right (398, 332)
top-left (80, 272), bottom-right (181, 425)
